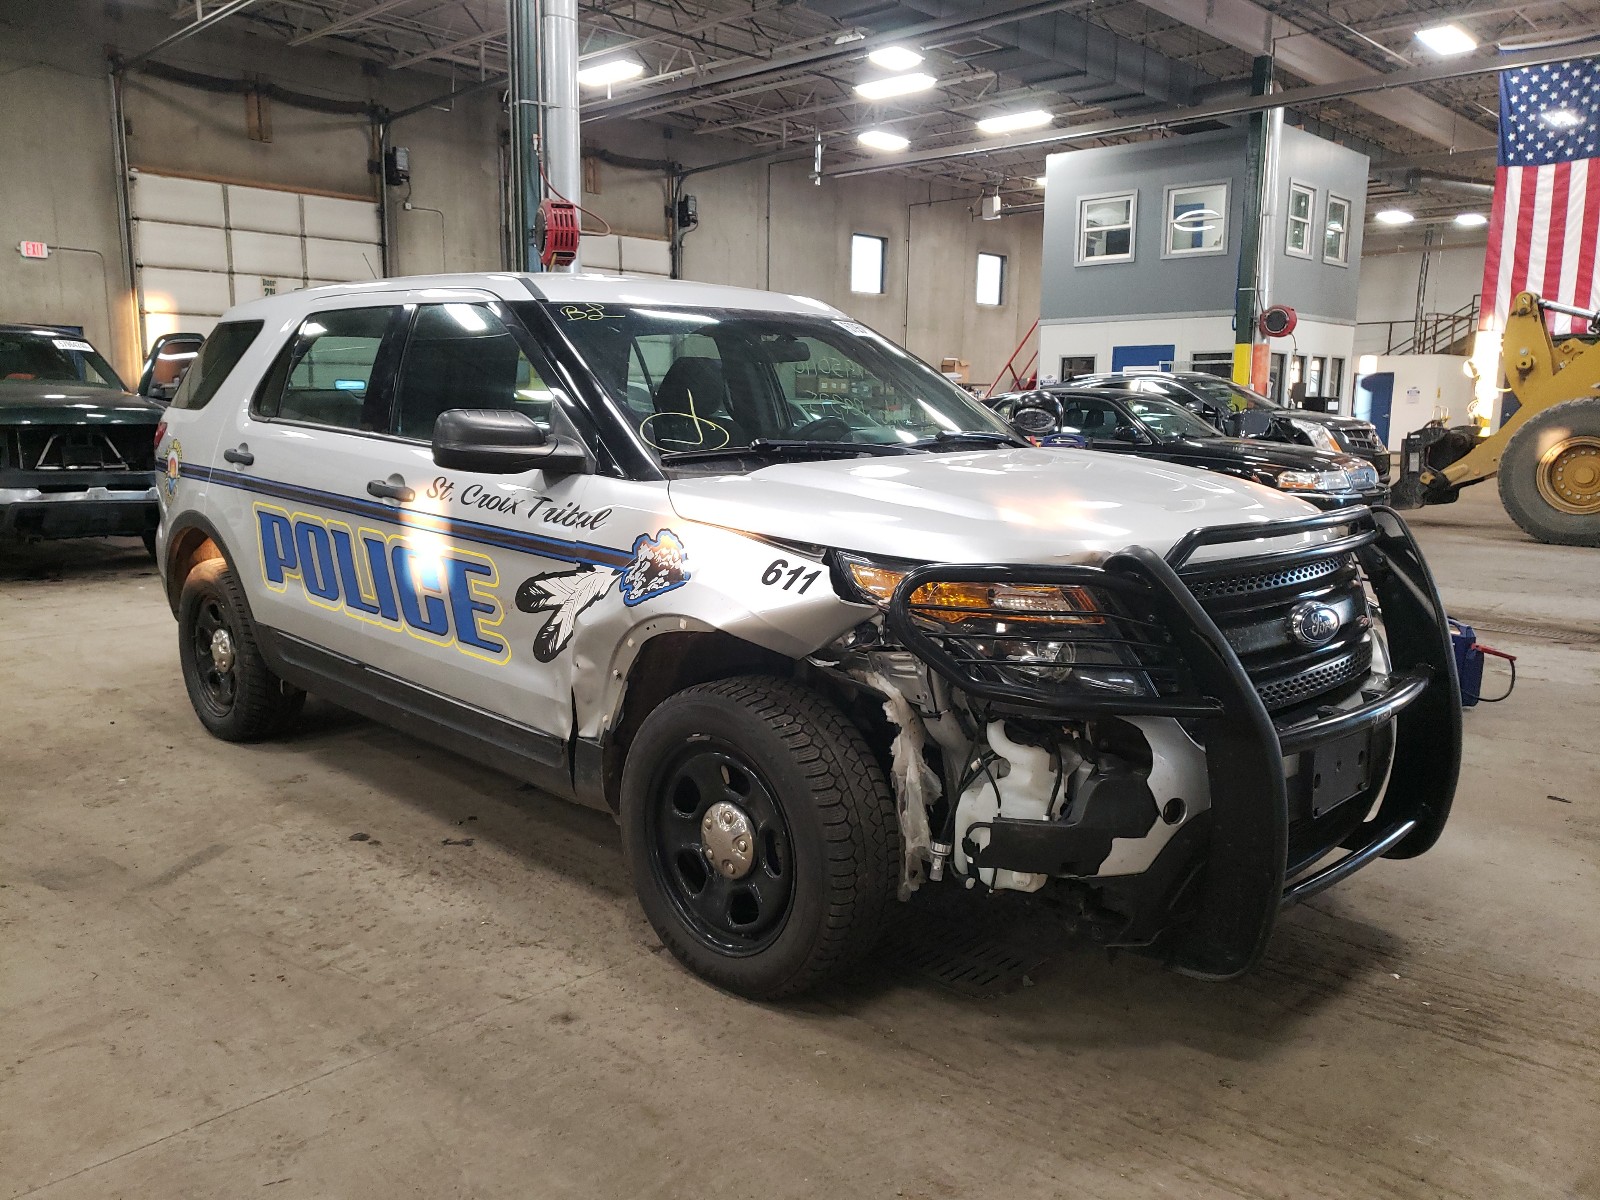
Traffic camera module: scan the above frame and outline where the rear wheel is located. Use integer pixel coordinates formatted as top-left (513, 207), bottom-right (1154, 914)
top-left (620, 676), bottom-right (900, 999)
top-left (1499, 398), bottom-right (1600, 546)
top-left (178, 558), bottom-right (305, 741)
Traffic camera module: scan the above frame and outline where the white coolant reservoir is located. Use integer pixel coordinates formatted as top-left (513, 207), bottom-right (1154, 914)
top-left (952, 721), bottom-right (1060, 893)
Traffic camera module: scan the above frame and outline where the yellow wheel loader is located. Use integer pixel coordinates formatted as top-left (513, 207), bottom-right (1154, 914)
top-left (1391, 290), bottom-right (1600, 547)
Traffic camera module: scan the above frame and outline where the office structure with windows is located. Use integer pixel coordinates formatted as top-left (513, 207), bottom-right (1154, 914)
top-left (1037, 126), bottom-right (1367, 408)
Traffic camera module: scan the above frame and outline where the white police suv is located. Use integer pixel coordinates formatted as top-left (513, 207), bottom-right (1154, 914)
top-left (155, 273), bottom-right (1462, 998)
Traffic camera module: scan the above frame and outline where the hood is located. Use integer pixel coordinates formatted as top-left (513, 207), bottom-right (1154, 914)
top-left (1270, 408), bottom-right (1376, 433)
top-left (0, 381), bottom-right (163, 426)
top-left (1172, 436), bottom-right (1354, 472)
top-left (667, 446), bottom-right (1321, 564)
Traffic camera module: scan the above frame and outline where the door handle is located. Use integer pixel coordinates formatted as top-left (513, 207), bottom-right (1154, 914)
top-left (367, 479), bottom-right (415, 503)
top-left (223, 446), bottom-right (254, 466)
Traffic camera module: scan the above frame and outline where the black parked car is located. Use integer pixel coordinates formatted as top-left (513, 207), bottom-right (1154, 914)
top-left (0, 325), bottom-right (164, 550)
top-left (1072, 370), bottom-right (1392, 477)
top-left (989, 387), bottom-right (1389, 510)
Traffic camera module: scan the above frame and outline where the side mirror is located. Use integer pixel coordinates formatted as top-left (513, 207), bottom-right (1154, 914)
top-left (432, 409), bottom-right (590, 475)
top-left (1107, 426), bottom-right (1148, 444)
top-left (139, 332), bottom-right (204, 401)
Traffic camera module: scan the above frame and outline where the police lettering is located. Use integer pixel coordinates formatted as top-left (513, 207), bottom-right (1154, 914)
top-left (255, 506), bottom-right (509, 664)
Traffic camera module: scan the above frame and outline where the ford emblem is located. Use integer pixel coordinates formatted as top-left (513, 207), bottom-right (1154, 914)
top-left (1288, 601), bottom-right (1342, 647)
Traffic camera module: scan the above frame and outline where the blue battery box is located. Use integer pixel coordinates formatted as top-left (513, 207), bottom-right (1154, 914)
top-left (1449, 619), bottom-right (1486, 707)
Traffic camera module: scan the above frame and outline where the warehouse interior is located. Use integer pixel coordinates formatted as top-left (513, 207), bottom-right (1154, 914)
top-left (3, 0), bottom-right (1600, 1196)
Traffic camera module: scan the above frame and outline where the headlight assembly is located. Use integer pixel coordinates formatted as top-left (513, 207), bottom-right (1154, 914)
top-left (1287, 417), bottom-right (1342, 454)
top-left (1276, 467), bottom-right (1354, 493)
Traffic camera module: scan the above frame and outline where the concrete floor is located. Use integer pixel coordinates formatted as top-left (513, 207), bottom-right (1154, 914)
top-left (3, 486), bottom-right (1597, 1200)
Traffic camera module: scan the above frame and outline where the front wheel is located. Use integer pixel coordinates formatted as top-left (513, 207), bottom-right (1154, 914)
top-left (1498, 397), bottom-right (1600, 546)
top-left (620, 676), bottom-right (901, 999)
top-left (178, 558), bottom-right (305, 741)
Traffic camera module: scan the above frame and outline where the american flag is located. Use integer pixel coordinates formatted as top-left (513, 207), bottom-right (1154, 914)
top-left (1480, 56), bottom-right (1600, 335)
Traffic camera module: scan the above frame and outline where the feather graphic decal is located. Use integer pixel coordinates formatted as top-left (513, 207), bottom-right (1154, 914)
top-left (515, 567), bottom-right (616, 662)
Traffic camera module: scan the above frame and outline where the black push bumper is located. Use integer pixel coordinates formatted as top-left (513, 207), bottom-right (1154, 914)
top-left (0, 471), bottom-right (160, 541)
top-left (888, 506), bottom-right (1461, 978)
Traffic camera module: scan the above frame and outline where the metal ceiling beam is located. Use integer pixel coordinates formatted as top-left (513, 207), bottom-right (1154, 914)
top-left (121, 0), bottom-right (264, 69)
top-left (287, 0), bottom-right (421, 46)
top-left (829, 35), bottom-right (1600, 177)
top-left (1132, 0), bottom-right (1494, 149)
top-left (583, 0), bottom-right (1083, 121)
top-left (390, 26), bottom-right (497, 68)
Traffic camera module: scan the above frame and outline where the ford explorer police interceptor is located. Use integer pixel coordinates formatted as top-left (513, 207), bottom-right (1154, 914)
top-left (154, 273), bottom-right (1462, 999)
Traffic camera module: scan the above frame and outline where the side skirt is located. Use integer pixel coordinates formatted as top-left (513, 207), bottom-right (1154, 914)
top-left (256, 625), bottom-right (607, 810)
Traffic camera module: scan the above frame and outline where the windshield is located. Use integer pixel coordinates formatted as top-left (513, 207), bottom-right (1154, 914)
top-left (1183, 374), bottom-right (1279, 411)
top-left (1123, 395), bottom-right (1226, 440)
top-left (0, 331), bottom-right (124, 390)
top-left (540, 303), bottom-right (1017, 461)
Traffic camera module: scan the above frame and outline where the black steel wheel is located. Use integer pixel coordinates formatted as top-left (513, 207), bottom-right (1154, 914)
top-left (621, 676), bottom-right (901, 999)
top-left (178, 558), bottom-right (305, 742)
top-left (646, 741), bottom-right (796, 955)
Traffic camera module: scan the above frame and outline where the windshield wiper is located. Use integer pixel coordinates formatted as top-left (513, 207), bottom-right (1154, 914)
top-left (660, 438), bottom-right (910, 465)
top-left (909, 430), bottom-right (1024, 449)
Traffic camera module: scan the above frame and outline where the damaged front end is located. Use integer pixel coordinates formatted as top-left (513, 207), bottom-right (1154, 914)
top-left (814, 507), bottom-right (1462, 978)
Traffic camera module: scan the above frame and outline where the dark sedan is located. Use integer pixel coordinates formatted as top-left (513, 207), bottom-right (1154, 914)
top-left (1071, 370), bottom-right (1392, 477)
top-left (0, 325), bottom-right (163, 549)
top-left (989, 388), bottom-right (1389, 510)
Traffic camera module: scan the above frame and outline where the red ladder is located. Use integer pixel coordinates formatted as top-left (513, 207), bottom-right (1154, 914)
top-left (983, 318), bottom-right (1039, 398)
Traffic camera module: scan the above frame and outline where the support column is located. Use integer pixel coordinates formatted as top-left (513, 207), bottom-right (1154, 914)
top-left (1233, 54), bottom-right (1274, 396)
top-left (506, 0), bottom-right (542, 271)
top-left (540, 0), bottom-right (581, 271)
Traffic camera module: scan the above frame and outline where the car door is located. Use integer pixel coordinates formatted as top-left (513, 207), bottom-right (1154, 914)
top-left (1057, 397), bottom-right (1148, 455)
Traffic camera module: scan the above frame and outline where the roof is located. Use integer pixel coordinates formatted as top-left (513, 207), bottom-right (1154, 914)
top-left (218, 272), bottom-right (846, 324)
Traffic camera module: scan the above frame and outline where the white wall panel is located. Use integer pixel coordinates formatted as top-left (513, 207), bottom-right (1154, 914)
top-left (132, 173), bottom-right (225, 225)
top-left (227, 185), bottom-right (300, 235)
top-left (136, 220), bottom-right (228, 271)
top-left (302, 194), bottom-right (381, 242)
top-left (619, 235), bottom-right (670, 276)
top-left (229, 229), bottom-right (304, 277)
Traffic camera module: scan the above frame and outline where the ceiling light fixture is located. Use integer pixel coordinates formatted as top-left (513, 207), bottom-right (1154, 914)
top-left (1374, 209), bottom-right (1415, 226)
top-left (1455, 212), bottom-right (1489, 227)
top-left (576, 58), bottom-right (645, 87)
top-left (867, 45), bottom-right (923, 72)
top-left (857, 129), bottom-right (910, 152)
top-left (1541, 108), bottom-right (1582, 129)
top-left (1414, 24), bottom-right (1477, 55)
top-left (853, 71), bottom-right (937, 100)
top-left (976, 109), bottom-right (1053, 135)
top-left (1033, 176), bottom-right (1048, 188)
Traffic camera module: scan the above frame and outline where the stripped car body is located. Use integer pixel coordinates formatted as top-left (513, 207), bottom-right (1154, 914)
top-left (155, 273), bottom-right (1461, 995)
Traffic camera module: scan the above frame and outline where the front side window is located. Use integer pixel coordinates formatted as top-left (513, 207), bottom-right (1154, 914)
top-left (1184, 374), bottom-right (1281, 412)
top-left (1286, 183), bottom-right (1315, 258)
top-left (850, 234), bottom-right (887, 294)
top-left (256, 306), bottom-right (396, 430)
top-left (544, 303), bottom-right (1016, 464)
top-left (0, 332), bottom-right (123, 391)
top-left (171, 322), bottom-right (262, 411)
top-left (976, 252), bottom-right (1006, 305)
top-left (393, 303), bottom-right (551, 441)
top-left (1123, 395), bottom-right (1225, 440)
top-left (1057, 397), bottom-right (1139, 439)
top-left (1165, 182), bottom-right (1228, 256)
top-left (1079, 192), bottom-right (1135, 263)
top-left (1324, 195), bottom-right (1351, 264)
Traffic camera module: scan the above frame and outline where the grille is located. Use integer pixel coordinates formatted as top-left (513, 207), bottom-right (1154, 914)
top-left (1186, 554), bottom-right (1350, 602)
top-left (16, 425), bottom-right (156, 472)
top-left (1340, 426), bottom-right (1384, 452)
top-left (1184, 550), bottom-right (1373, 714)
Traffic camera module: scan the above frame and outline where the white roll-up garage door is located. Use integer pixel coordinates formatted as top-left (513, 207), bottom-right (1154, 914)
top-left (578, 232), bottom-right (671, 278)
top-left (130, 171), bottom-right (382, 344)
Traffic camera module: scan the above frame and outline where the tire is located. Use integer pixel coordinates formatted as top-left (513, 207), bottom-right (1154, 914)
top-left (620, 676), bottom-right (901, 999)
top-left (1497, 397), bottom-right (1600, 546)
top-left (178, 557), bottom-right (305, 741)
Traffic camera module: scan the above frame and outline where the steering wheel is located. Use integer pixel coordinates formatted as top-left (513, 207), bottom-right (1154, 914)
top-left (788, 415), bottom-right (853, 441)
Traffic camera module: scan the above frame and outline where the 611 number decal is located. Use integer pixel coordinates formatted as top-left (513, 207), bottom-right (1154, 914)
top-left (760, 558), bottom-right (821, 594)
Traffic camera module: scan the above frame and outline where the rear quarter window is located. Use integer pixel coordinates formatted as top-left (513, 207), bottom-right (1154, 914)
top-left (170, 321), bottom-right (264, 411)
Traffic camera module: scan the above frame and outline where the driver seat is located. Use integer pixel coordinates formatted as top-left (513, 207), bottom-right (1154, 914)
top-left (650, 357), bottom-right (749, 452)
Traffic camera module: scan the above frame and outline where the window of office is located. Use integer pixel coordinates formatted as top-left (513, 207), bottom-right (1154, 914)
top-left (1190, 351), bottom-right (1233, 379)
top-left (850, 234), bottom-right (887, 294)
top-left (1079, 192), bottom-right (1135, 263)
top-left (1307, 356), bottom-right (1326, 398)
top-left (1165, 182), bottom-right (1228, 256)
top-left (975, 252), bottom-right (1006, 306)
top-left (1286, 183), bottom-right (1315, 258)
top-left (1327, 357), bottom-right (1345, 403)
top-left (1324, 194), bottom-right (1351, 264)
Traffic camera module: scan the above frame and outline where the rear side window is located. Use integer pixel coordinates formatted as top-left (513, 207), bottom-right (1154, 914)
top-left (170, 322), bottom-right (262, 411)
top-left (393, 303), bottom-right (552, 441)
top-left (255, 307), bottom-right (396, 431)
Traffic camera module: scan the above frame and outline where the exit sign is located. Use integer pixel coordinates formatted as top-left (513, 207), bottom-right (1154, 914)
top-left (18, 241), bottom-right (50, 259)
